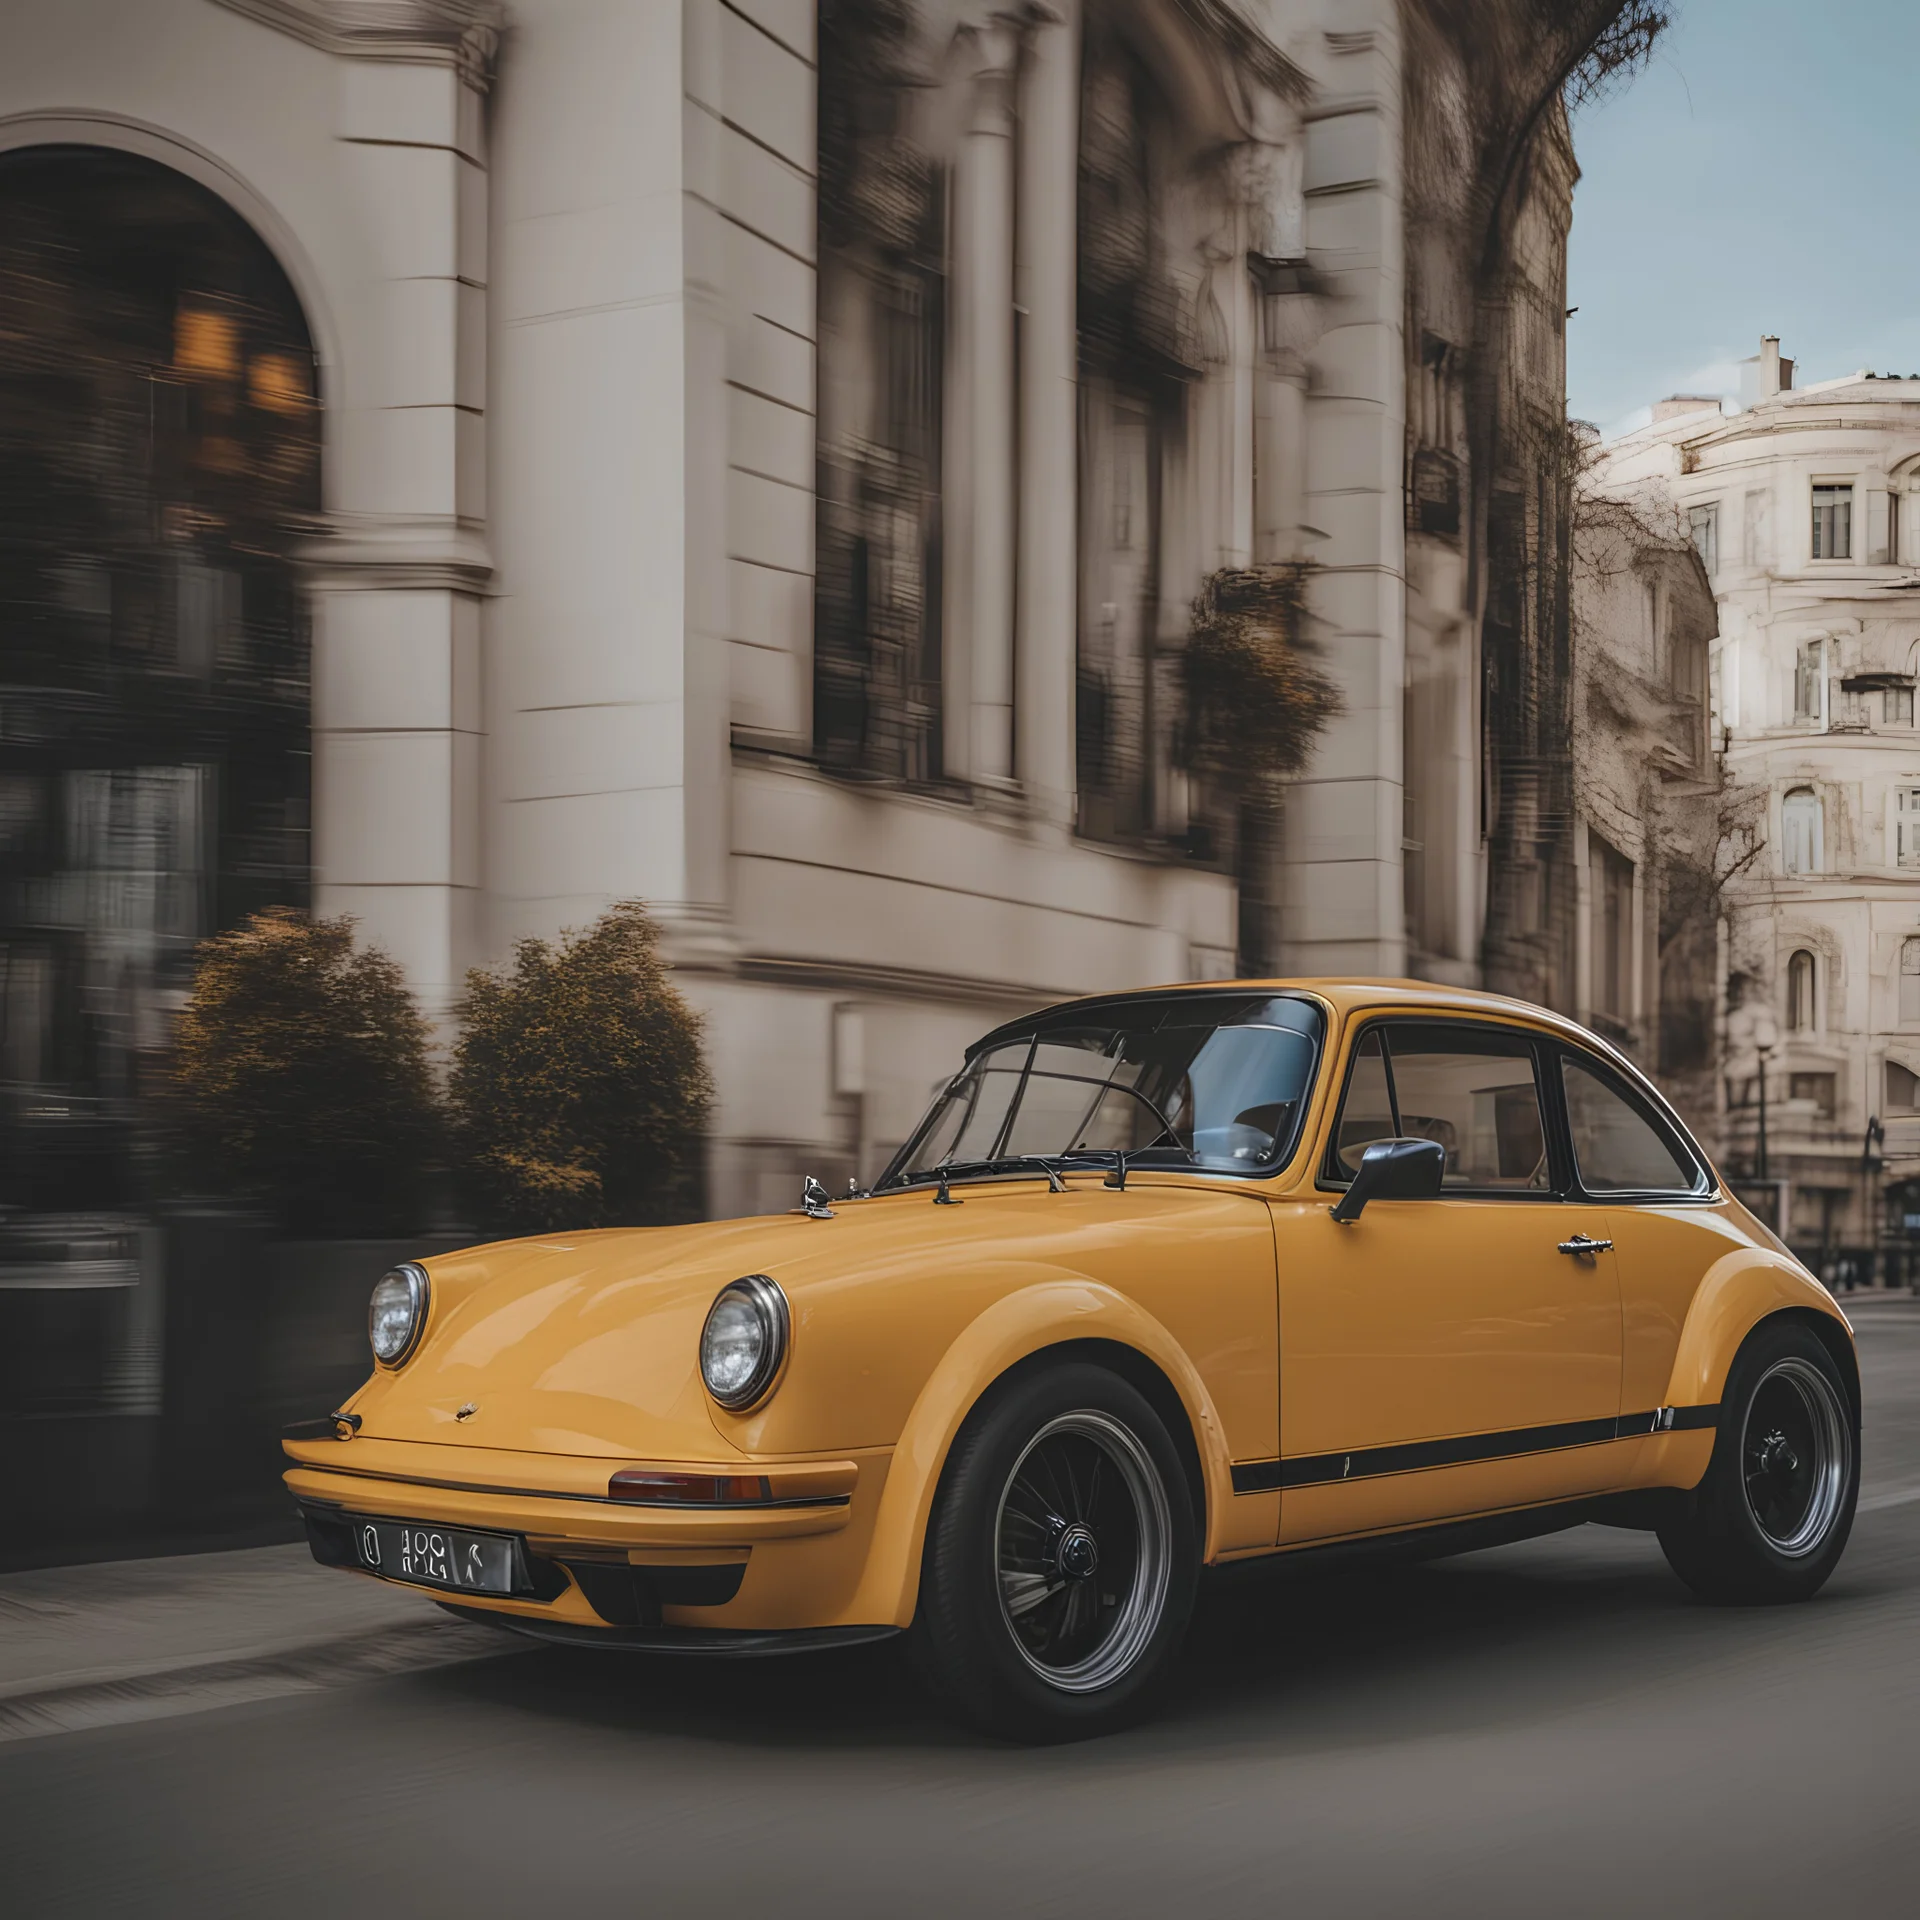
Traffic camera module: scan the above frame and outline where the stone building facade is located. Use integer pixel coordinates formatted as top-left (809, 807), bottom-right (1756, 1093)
top-left (1596, 343), bottom-right (1920, 1264)
top-left (0, 0), bottom-right (1643, 1223)
top-left (1566, 486), bottom-right (1720, 1137)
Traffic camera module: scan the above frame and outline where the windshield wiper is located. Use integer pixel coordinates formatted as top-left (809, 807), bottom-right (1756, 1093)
top-left (887, 1145), bottom-right (1198, 1195)
top-left (1046, 1145), bottom-right (1199, 1190)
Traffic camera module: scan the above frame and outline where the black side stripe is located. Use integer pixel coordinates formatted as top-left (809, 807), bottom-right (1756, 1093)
top-left (1230, 1404), bottom-right (1720, 1495)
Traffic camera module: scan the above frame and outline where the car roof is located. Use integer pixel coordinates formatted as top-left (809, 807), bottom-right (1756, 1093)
top-left (954, 978), bottom-right (1715, 1185)
top-left (977, 978), bottom-right (1636, 1076)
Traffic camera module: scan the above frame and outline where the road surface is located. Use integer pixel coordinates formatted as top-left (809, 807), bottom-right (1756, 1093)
top-left (3, 1299), bottom-right (1917, 1917)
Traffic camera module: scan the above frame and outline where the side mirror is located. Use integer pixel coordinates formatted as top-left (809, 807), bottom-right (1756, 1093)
top-left (1329, 1137), bottom-right (1446, 1223)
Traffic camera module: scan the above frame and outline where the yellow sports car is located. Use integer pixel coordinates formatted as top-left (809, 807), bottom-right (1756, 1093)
top-left (285, 981), bottom-right (1859, 1739)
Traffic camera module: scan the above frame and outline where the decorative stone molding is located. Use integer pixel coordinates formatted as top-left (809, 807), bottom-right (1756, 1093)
top-left (210, 1), bottom-right (504, 88)
top-left (299, 518), bottom-right (495, 594)
top-left (1177, 0), bottom-right (1311, 102)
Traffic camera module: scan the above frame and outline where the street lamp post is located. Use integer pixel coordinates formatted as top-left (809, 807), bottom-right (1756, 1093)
top-left (1727, 996), bottom-right (1781, 1231)
top-left (1863, 1116), bottom-right (1885, 1288)
top-left (1755, 1029), bottom-right (1775, 1186)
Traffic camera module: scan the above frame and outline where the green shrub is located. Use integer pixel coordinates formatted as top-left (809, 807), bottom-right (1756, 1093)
top-left (170, 909), bottom-right (437, 1235)
top-left (449, 902), bottom-right (711, 1234)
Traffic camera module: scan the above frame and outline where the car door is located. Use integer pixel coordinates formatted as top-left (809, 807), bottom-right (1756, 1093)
top-left (1275, 1018), bottom-right (1626, 1545)
top-left (1553, 1044), bottom-right (1728, 1449)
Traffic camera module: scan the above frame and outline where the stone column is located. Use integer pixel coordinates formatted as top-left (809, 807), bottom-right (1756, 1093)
top-left (311, 40), bottom-right (495, 1019)
top-left (1251, 256), bottom-right (1317, 564)
top-left (945, 17), bottom-right (1020, 788)
top-left (1016, 0), bottom-right (1080, 826)
top-left (1277, 31), bottom-right (1408, 979)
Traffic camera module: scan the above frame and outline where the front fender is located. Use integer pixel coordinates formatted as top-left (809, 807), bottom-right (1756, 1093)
top-left (843, 1280), bottom-right (1240, 1629)
top-left (1632, 1250), bottom-right (1855, 1492)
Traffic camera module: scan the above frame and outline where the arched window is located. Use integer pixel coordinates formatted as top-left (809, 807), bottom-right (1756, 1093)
top-left (1901, 937), bottom-right (1920, 1024)
top-left (0, 145), bottom-right (316, 1197)
top-left (1787, 949), bottom-right (1817, 1031)
top-left (1782, 788), bottom-right (1824, 874)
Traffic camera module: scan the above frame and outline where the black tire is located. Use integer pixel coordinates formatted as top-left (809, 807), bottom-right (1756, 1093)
top-left (1657, 1317), bottom-right (1859, 1604)
top-left (909, 1361), bottom-right (1200, 1742)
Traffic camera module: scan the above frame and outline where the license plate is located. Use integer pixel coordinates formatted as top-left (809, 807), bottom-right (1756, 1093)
top-left (355, 1519), bottom-right (516, 1596)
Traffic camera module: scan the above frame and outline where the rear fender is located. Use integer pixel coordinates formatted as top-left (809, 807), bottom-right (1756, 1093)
top-left (1634, 1251), bottom-right (1855, 1491)
top-left (843, 1280), bottom-right (1236, 1629)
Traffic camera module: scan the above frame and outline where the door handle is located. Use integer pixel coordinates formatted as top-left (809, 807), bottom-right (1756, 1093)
top-left (1557, 1233), bottom-right (1613, 1257)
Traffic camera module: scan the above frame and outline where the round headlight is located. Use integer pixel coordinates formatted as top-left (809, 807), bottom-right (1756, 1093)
top-left (369, 1262), bottom-right (430, 1367)
top-left (699, 1275), bottom-right (789, 1411)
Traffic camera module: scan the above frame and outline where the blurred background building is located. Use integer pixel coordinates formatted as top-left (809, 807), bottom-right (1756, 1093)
top-left (1567, 482), bottom-right (1719, 1121)
top-left (1595, 340), bottom-right (1920, 1275)
top-left (1, 0), bottom-right (1655, 1229)
top-left (4, 0), bottom-right (1736, 1543)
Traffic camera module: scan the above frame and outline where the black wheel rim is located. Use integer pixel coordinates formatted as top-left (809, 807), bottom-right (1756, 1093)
top-left (994, 1410), bottom-right (1171, 1693)
top-left (1741, 1355), bottom-right (1849, 1558)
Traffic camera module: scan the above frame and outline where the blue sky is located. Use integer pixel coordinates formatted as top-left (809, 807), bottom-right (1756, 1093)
top-left (1566, 0), bottom-right (1920, 435)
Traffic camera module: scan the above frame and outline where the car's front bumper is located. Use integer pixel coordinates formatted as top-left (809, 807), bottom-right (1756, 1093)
top-left (283, 1435), bottom-right (893, 1634)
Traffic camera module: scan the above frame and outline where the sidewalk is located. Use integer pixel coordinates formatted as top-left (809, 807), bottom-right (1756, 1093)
top-left (0, 1542), bottom-right (515, 1743)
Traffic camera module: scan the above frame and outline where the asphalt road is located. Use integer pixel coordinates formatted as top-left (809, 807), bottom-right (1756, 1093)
top-left (4, 1302), bottom-right (1918, 1919)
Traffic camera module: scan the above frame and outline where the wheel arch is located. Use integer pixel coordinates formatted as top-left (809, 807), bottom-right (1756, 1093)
top-left (1661, 1250), bottom-right (1855, 1416)
top-left (1754, 1305), bottom-right (1862, 1426)
top-left (841, 1285), bottom-right (1235, 1629)
top-left (964, 1338), bottom-right (1210, 1538)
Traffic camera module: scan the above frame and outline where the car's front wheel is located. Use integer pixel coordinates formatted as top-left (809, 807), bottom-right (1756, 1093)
top-left (911, 1362), bottom-right (1199, 1741)
top-left (1657, 1318), bottom-right (1859, 1604)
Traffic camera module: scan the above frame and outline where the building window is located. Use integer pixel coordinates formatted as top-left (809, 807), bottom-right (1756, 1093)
top-left (1669, 628), bottom-right (1706, 705)
top-left (0, 148), bottom-right (317, 1221)
top-left (1895, 788), bottom-right (1920, 868)
top-left (1886, 1061), bottom-right (1919, 1111)
top-left (1793, 640), bottom-right (1825, 725)
top-left (1781, 787), bottom-right (1823, 874)
top-left (1903, 938), bottom-right (1920, 1023)
top-left (813, 15), bottom-right (949, 783)
top-left (1887, 687), bottom-right (1915, 727)
top-left (1787, 948), bottom-right (1817, 1031)
top-left (1788, 1072), bottom-right (1837, 1119)
top-left (1870, 487), bottom-right (1900, 566)
top-left (1589, 832), bottom-right (1634, 1023)
top-left (1812, 484), bottom-right (1853, 560)
top-left (1688, 503), bottom-right (1719, 575)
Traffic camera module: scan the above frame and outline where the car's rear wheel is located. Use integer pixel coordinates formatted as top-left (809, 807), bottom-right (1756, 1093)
top-left (1657, 1318), bottom-right (1858, 1604)
top-left (911, 1362), bottom-right (1198, 1742)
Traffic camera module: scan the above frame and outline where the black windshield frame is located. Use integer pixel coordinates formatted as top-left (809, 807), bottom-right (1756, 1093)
top-left (878, 991), bottom-right (1328, 1189)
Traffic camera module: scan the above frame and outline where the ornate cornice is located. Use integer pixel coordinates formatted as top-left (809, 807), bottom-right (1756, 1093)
top-left (210, 1), bottom-right (504, 88)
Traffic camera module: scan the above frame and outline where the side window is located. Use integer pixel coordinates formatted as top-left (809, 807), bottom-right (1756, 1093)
top-left (1331, 1030), bottom-right (1396, 1176)
top-left (1388, 1026), bottom-right (1550, 1191)
top-left (1328, 1022), bottom-right (1551, 1192)
top-left (1561, 1054), bottom-right (1701, 1194)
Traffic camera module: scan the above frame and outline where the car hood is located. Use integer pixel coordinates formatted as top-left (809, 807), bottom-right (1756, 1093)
top-left (341, 1178), bottom-right (1252, 1461)
top-left (344, 1191), bottom-right (1023, 1459)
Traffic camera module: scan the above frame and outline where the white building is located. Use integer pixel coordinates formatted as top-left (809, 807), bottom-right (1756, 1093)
top-left (1566, 487), bottom-right (1718, 1134)
top-left (0, 0), bottom-right (1625, 1220)
top-left (1596, 340), bottom-right (1920, 1260)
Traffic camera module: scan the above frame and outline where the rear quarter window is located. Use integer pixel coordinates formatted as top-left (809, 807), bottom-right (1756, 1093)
top-left (1560, 1052), bottom-right (1705, 1195)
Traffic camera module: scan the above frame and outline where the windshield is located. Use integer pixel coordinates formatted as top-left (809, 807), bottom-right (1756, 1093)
top-left (882, 994), bottom-right (1324, 1186)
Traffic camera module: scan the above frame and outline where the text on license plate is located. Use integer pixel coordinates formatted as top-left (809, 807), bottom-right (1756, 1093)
top-left (356, 1520), bottom-right (515, 1595)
